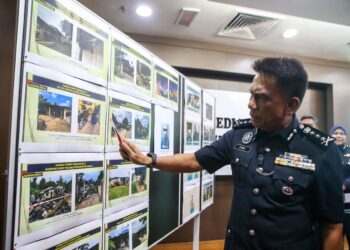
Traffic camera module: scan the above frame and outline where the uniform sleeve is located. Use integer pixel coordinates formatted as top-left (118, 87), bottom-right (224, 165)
top-left (194, 129), bottom-right (233, 174)
top-left (314, 143), bottom-right (344, 223)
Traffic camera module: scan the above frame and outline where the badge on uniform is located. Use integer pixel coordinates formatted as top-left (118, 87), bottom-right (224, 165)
top-left (242, 132), bottom-right (254, 144)
top-left (274, 152), bottom-right (315, 171)
top-left (282, 186), bottom-right (293, 196)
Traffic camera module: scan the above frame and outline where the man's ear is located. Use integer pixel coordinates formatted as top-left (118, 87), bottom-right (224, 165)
top-left (287, 97), bottom-right (301, 114)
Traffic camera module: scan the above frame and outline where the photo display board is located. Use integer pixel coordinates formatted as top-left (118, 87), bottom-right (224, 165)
top-left (107, 90), bottom-right (151, 152)
top-left (153, 57), bottom-right (180, 112)
top-left (25, 0), bottom-right (110, 85)
top-left (20, 63), bottom-right (106, 152)
top-left (201, 91), bottom-right (215, 209)
top-left (105, 153), bottom-right (149, 216)
top-left (16, 219), bottom-right (102, 250)
top-left (14, 153), bottom-right (104, 247)
top-left (153, 105), bottom-right (175, 157)
top-left (109, 28), bottom-right (153, 102)
top-left (182, 79), bottom-right (202, 223)
top-left (104, 202), bottom-right (149, 250)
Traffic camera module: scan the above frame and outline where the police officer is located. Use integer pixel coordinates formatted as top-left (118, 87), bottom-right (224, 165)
top-left (330, 125), bottom-right (350, 248)
top-left (119, 57), bottom-right (343, 249)
top-left (300, 114), bottom-right (318, 129)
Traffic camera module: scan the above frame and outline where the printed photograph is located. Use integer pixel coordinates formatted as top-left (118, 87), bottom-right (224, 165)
top-left (74, 28), bottom-right (104, 69)
top-left (108, 226), bottom-right (130, 250)
top-left (192, 123), bottom-right (200, 145)
top-left (111, 110), bottom-right (132, 139)
top-left (183, 187), bottom-right (199, 219)
top-left (203, 182), bottom-right (213, 202)
top-left (134, 114), bottom-right (149, 140)
top-left (78, 100), bottom-right (101, 135)
top-left (35, 4), bottom-right (73, 56)
top-left (114, 47), bottom-right (135, 83)
top-left (109, 168), bottom-right (130, 200)
top-left (203, 125), bottom-right (210, 141)
top-left (131, 167), bottom-right (147, 194)
top-left (185, 173), bottom-right (193, 182)
top-left (132, 217), bottom-right (147, 249)
top-left (206, 103), bottom-right (213, 121)
top-left (136, 61), bottom-right (151, 90)
top-left (29, 174), bottom-right (72, 223)
top-left (169, 80), bottom-right (178, 103)
top-left (37, 90), bottom-right (72, 132)
top-left (72, 239), bottom-right (99, 250)
top-left (186, 87), bottom-right (200, 113)
top-left (186, 122), bottom-right (193, 145)
top-left (160, 124), bottom-right (170, 149)
top-left (156, 73), bottom-right (168, 98)
top-left (75, 171), bottom-right (103, 210)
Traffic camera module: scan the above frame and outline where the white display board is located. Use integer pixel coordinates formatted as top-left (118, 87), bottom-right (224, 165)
top-left (107, 90), bottom-right (151, 152)
top-left (14, 153), bottom-right (104, 247)
top-left (17, 219), bottom-right (102, 250)
top-left (104, 202), bottom-right (149, 250)
top-left (25, 0), bottom-right (110, 85)
top-left (182, 172), bottom-right (200, 223)
top-left (205, 89), bottom-right (250, 176)
top-left (152, 57), bottom-right (180, 112)
top-left (109, 28), bottom-right (153, 102)
top-left (105, 153), bottom-right (149, 216)
top-left (19, 63), bottom-right (106, 153)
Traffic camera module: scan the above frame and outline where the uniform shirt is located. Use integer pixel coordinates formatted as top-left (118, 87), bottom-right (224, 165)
top-left (195, 116), bottom-right (343, 250)
top-left (339, 144), bottom-right (350, 192)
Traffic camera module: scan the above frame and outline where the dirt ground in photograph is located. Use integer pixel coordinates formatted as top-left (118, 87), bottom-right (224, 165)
top-left (38, 115), bottom-right (70, 132)
top-left (76, 193), bottom-right (100, 210)
top-left (79, 114), bottom-right (100, 135)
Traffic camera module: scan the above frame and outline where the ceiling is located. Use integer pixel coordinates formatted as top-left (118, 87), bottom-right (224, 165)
top-left (78, 0), bottom-right (350, 63)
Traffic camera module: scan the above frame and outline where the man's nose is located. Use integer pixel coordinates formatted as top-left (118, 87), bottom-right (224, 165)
top-left (248, 97), bottom-right (256, 110)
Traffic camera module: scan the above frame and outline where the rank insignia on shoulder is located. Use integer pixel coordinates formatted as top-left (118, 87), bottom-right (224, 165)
top-left (233, 118), bottom-right (254, 129)
top-left (297, 124), bottom-right (335, 149)
top-left (275, 153), bottom-right (315, 171)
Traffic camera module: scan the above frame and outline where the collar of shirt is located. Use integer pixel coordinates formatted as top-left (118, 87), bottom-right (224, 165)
top-left (254, 116), bottom-right (299, 143)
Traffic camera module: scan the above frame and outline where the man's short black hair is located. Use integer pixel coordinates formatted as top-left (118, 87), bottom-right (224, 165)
top-left (253, 57), bottom-right (308, 102)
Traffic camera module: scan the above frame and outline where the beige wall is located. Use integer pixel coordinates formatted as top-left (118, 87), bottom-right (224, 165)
top-left (131, 34), bottom-right (350, 139)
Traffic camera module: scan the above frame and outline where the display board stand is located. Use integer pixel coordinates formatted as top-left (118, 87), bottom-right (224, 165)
top-left (193, 215), bottom-right (200, 250)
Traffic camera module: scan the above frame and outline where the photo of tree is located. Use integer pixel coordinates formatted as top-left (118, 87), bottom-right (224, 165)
top-left (109, 168), bottom-right (130, 200)
top-left (131, 168), bottom-right (147, 194)
top-left (75, 171), bottom-right (103, 210)
top-left (108, 226), bottom-right (130, 250)
top-left (37, 90), bottom-right (72, 132)
top-left (111, 110), bottom-right (132, 139)
top-left (134, 114), bottom-right (149, 140)
top-left (169, 80), bottom-right (178, 103)
top-left (136, 61), bottom-right (151, 90)
top-left (29, 174), bottom-right (72, 223)
top-left (114, 48), bottom-right (134, 83)
top-left (35, 4), bottom-right (73, 56)
top-left (132, 217), bottom-right (147, 249)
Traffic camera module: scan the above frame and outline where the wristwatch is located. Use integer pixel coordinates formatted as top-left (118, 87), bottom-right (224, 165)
top-left (146, 152), bottom-right (157, 168)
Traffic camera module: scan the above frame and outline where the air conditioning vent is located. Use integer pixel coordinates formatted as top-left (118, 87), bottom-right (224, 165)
top-left (218, 12), bottom-right (280, 40)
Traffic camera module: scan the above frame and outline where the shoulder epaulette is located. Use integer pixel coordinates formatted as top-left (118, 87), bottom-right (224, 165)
top-left (297, 124), bottom-right (335, 149)
top-left (233, 118), bottom-right (254, 129)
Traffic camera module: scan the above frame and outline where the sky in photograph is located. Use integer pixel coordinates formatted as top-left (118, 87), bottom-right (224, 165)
top-left (39, 90), bottom-right (72, 107)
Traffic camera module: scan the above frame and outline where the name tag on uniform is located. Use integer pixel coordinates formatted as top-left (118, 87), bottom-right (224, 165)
top-left (234, 144), bottom-right (251, 153)
top-left (275, 152), bottom-right (315, 171)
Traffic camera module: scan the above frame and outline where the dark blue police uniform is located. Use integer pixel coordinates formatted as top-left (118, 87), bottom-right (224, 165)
top-left (339, 144), bottom-right (350, 243)
top-left (195, 116), bottom-right (343, 250)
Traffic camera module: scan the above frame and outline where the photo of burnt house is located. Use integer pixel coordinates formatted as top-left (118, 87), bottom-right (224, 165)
top-left (75, 171), bottom-right (103, 210)
top-left (111, 110), bottom-right (132, 139)
top-left (134, 115), bottom-right (149, 140)
top-left (136, 61), bottom-right (151, 90)
top-left (108, 226), bottom-right (130, 250)
top-left (131, 217), bottom-right (147, 249)
top-left (114, 48), bottom-right (135, 83)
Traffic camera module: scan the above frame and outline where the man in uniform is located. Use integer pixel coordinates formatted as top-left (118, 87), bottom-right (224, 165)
top-left (300, 114), bottom-right (318, 128)
top-left (119, 57), bottom-right (343, 249)
top-left (330, 125), bottom-right (350, 248)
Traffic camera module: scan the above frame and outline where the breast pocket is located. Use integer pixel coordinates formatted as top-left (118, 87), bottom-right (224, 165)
top-left (231, 152), bottom-right (252, 187)
top-left (268, 165), bottom-right (314, 204)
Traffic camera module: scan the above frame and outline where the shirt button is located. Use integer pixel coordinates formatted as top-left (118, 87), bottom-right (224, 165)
top-left (253, 188), bottom-right (260, 195)
top-left (288, 176), bottom-right (294, 182)
top-left (235, 158), bottom-right (240, 163)
top-left (257, 167), bottom-right (263, 172)
top-left (250, 208), bottom-right (257, 216)
top-left (264, 147), bottom-right (270, 152)
top-left (249, 229), bottom-right (255, 236)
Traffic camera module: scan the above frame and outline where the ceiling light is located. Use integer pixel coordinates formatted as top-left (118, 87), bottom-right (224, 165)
top-left (283, 29), bottom-right (298, 38)
top-left (136, 5), bottom-right (152, 17)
